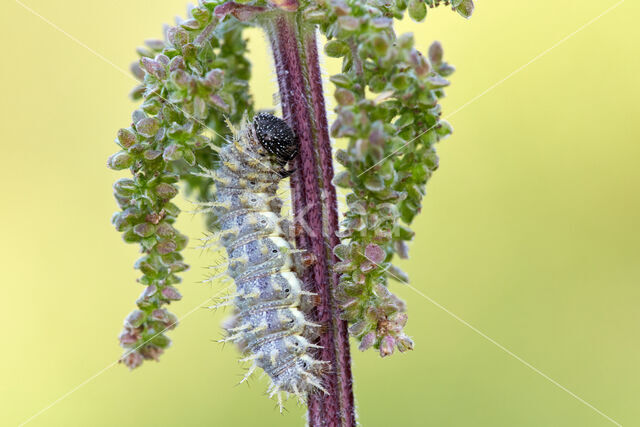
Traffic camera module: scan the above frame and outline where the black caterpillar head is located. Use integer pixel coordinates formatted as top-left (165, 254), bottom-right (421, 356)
top-left (253, 113), bottom-right (299, 163)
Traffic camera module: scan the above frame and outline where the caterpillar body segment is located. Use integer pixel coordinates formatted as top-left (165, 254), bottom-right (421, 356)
top-left (200, 113), bottom-right (324, 401)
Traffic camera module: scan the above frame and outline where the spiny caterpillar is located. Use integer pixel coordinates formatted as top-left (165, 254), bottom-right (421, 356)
top-left (198, 113), bottom-right (326, 406)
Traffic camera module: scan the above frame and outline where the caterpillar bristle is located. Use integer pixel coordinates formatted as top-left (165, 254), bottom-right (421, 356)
top-left (240, 364), bottom-right (257, 384)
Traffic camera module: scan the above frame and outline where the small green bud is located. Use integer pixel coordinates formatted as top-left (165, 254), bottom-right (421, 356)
top-left (135, 117), bottom-right (160, 138)
top-left (396, 335), bottom-right (414, 352)
top-left (155, 54), bottom-right (169, 66)
top-left (107, 151), bottom-right (133, 170)
top-left (428, 40), bottom-right (444, 65)
top-left (388, 263), bottom-right (410, 282)
top-left (133, 222), bottom-right (156, 238)
top-left (203, 69), bottom-right (224, 89)
top-left (335, 149), bottom-right (350, 166)
top-left (169, 55), bottom-right (185, 72)
top-left (151, 333), bottom-right (171, 348)
top-left (144, 39), bottom-right (165, 51)
top-left (119, 330), bottom-right (139, 347)
top-left (174, 233), bottom-right (189, 251)
top-left (193, 96), bottom-right (207, 119)
top-left (156, 240), bottom-right (177, 255)
top-left (359, 332), bottom-right (376, 351)
top-left (167, 27), bottom-right (189, 48)
top-left (209, 94), bottom-right (230, 112)
top-left (335, 88), bottom-right (356, 106)
top-left (130, 85), bottom-right (145, 100)
top-left (330, 74), bottom-right (352, 88)
top-left (169, 261), bottom-right (189, 273)
top-left (181, 43), bottom-right (197, 62)
top-left (391, 73), bottom-right (411, 91)
top-left (368, 75), bottom-right (387, 93)
top-left (161, 286), bottom-right (182, 301)
top-left (163, 202), bottom-right (181, 217)
top-left (122, 228), bottom-right (142, 243)
top-left (337, 16), bottom-right (360, 32)
top-left (371, 17), bottom-right (392, 29)
top-left (125, 310), bottom-right (146, 328)
top-left (163, 144), bottom-right (182, 162)
top-left (154, 183), bottom-right (178, 199)
top-left (426, 75), bottom-right (450, 89)
top-left (397, 33), bottom-right (414, 50)
top-left (140, 57), bottom-right (166, 80)
top-left (348, 320), bottom-right (369, 337)
top-left (363, 174), bottom-right (385, 192)
top-left (181, 19), bottom-right (202, 30)
top-left (136, 257), bottom-right (158, 276)
top-left (141, 98), bottom-right (161, 115)
top-left (333, 243), bottom-right (351, 261)
top-left (364, 243), bottom-right (385, 264)
top-left (182, 148), bottom-right (196, 166)
top-left (380, 335), bottom-right (395, 357)
top-left (325, 40), bottom-right (350, 58)
top-left (190, 6), bottom-right (211, 23)
top-left (170, 69), bottom-right (191, 89)
top-left (371, 35), bottom-right (390, 56)
top-left (436, 120), bottom-right (453, 138)
top-left (156, 222), bottom-right (176, 238)
top-left (456, 0), bottom-right (474, 19)
top-left (136, 46), bottom-right (153, 58)
top-left (408, 0), bottom-right (427, 22)
top-left (304, 8), bottom-right (327, 23)
top-left (113, 178), bottom-right (136, 196)
top-left (333, 170), bottom-right (352, 188)
top-left (117, 128), bottom-right (137, 148)
top-left (120, 351), bottom-right (144, 369)
top-left (130, 62), bottom-right (145, 80)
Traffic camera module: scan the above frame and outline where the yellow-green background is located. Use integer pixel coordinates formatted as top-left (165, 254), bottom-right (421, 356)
top-left (1, 1), bottom-right (638, 426)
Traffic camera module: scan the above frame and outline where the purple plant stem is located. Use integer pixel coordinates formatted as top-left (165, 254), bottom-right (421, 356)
top-left (267, 12), bottom-right (356, 427)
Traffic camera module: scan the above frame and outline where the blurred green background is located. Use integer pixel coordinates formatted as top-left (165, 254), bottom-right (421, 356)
top-left (1, 0), bottom-right (638, 426)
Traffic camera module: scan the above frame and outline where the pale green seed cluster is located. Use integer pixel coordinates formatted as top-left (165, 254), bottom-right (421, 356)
top-left (305, 0), bottom-right (474, 355)
top-left (108, 1), bottom-right (254, 368)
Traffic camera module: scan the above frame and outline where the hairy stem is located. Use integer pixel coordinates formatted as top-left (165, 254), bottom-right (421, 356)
top-left (266, 12), bottom-right (356, 426)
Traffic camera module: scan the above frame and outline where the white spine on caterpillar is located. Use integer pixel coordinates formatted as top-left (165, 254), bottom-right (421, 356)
top-left (201, 113), bottom-right (326, 403)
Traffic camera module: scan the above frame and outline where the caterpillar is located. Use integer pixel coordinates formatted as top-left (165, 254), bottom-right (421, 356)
top-left (198, 113), bottom-right (326, 406)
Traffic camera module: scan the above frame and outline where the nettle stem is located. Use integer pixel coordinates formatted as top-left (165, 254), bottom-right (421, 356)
top-left (266, 11), bottom-right (356, 426)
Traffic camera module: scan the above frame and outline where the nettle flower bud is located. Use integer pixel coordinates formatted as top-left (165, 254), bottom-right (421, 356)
top-left (162, 144), bottom-right (182, 162)
top-left (396, 335), bottom-right (414, 353)
top-left (125, 310), bottom-right (146, 328)
top-left (359, 332), bottom-right (376, 351)
top-left (107, 152), bottom-right (133, 170)
top-left (161, 286), bottom-right (182, 301)
top-left (156, 240), bottom-right (177, 255)
top-left (133, 222), bottom-right (156, 238)
top-left (167, 27), bottom-right (189, 48)
top-left (140, 57), bottom-right (166, 80)
top-left (203, 69), bottom-right (224, 89)
top-left (135, 117), bottom-right (160, 138)
top-left (379, 335), bottom-right (395, 357)
top-left (113, 178), bottom-right (136, 197)
top-left (117, 128), bottom-right (137, 148)
top-left (154, 183), bottom-right (178, 199)
top-left (120, 351), bottom-right (144, 370)
top-left (119, 329), bottom-right (139, 347)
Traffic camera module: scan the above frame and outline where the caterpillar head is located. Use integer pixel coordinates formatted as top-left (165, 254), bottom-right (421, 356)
top-left (253, 113), bottom-right (299, 164)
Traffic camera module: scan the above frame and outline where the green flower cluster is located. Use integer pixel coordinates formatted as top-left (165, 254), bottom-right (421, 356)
top-left (108, 1), bottom-right (253, 368)
top-left (306, 0), bottom-right (472, 356)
